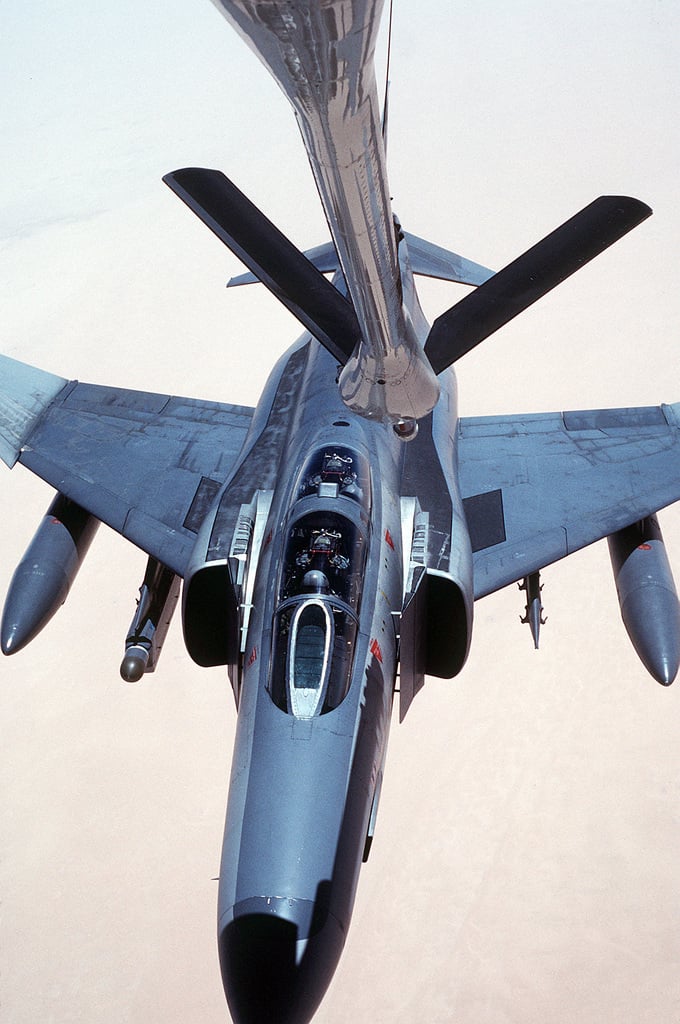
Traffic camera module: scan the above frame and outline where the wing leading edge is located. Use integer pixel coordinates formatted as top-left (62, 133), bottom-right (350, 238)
top-left (0, 355), bottom-right (253, 576)
top-left (459, 403), bottom-right (680, 599)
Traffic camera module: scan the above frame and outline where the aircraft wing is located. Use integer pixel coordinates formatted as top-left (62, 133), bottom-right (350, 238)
top-left (0, 355), bottom-right (253, 576)
top-left (459, 403), bottom-right (680, 599)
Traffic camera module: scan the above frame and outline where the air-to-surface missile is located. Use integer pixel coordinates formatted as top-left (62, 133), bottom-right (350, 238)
top-left (607, 514), bottom-right (680, 685)
top-left (120, 557), bottom-right (181, 681)
top-left (1, 494), bottom-right (99, 655)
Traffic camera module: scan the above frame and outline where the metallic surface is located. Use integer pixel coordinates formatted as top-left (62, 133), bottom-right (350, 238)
top-left (209, 0), bottom-right (440, 424)
top-left (228, 232), bottom-right (495, 288)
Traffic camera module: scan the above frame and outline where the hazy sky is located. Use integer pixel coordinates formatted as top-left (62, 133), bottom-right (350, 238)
top-left (2, 3), bottom-right (679, 1022)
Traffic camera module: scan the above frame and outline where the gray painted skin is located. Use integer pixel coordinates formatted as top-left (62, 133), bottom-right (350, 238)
top-left (218, 344), bottom-right (405, 1023)
top-left (165, 195), bottom-right (468, 1019)
top-left (197, 238), bottom-right (466, 1020)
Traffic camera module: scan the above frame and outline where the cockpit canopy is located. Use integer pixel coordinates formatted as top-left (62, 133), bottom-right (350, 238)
top-left (279, 510), bottom-right (366, 610)
top-left (270, 451), bottom-right (370, 718)
top-left (271, 597), bottom-right (358, 718)
top-left (295, 446), bottom-right (371, 509)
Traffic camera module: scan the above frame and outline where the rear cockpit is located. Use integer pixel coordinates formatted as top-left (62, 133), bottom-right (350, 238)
top-left (269, 446), bottom-right (371, 718)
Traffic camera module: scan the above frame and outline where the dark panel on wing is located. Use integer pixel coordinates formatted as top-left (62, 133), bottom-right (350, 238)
top-left (163, 168), bottom-right (360, 364)
top-left (19, 382), bottom-right (254, 576)
top-left (184, 477), bottom-right (223, 533)
top-left (563, 406), bottom-right (666, 431)
top-left (462, 489), bottom-right (506, 552)
top-left (425, 196), bottom-right (652, 374)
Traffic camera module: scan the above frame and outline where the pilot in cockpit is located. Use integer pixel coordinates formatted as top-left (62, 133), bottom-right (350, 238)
top-left (322, 452), bottom-right (352, 478)
top-left (295, 529), bottom-right (349, 572)
top-left (301, 569), bottom-right (331, 594)
top-left (309, 452), bottom-right (362, 501)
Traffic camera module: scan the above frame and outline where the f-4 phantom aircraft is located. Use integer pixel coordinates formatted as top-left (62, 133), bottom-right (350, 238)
top-left (2, 2), bottom-right (680, 1023)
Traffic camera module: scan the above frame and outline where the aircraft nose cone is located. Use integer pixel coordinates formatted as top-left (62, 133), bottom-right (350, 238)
top-left (218, 895), bottom-right (344, 1024)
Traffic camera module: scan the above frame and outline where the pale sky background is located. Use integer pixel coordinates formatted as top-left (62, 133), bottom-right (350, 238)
top-left (1, 2), bottom-right (679, 1022)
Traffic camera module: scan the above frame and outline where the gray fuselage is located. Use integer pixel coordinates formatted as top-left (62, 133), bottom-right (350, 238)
top-left (210, 325), bottom-right (463, 1022)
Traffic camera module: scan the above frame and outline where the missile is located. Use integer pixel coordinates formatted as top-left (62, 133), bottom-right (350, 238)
top-left (1, 494), bottom-right (99, 655)
top-left (120, 557), bottom-right (181, 682)
top-left (607, 515), bottom-right (680, 685)
top-left (519, 571), bottom-right (546, 649)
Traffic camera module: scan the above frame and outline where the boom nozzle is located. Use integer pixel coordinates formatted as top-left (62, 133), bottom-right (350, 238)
top-left (393, 418), bottom-right (418, 441)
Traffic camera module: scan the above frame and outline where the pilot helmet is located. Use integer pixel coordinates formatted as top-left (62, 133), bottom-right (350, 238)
top-left (302, 570), bottom-right (330, 594)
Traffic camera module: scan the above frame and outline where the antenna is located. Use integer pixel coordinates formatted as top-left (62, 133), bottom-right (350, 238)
top-left (381, 0), bottom-right (394, 150)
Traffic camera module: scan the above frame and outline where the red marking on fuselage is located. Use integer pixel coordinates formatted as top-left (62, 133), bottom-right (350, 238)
top-left (638, 543), bottom-right (652, 551)
top-left (247, 646), bottom-right (258, 666)
top-left (370, 638), bottom-right (383, 663)
top-left (384, 528), bottom-right (395, 550)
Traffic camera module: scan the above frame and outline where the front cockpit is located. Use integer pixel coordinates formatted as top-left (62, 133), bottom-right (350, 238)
top-left (294, 448), bottom-right (369, 506)
top-left (269, 446), bottom-right (371, 718)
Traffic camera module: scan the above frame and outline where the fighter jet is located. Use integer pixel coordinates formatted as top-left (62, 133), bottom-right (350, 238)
top-left (2, 2), bottom-right (679, 1022)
